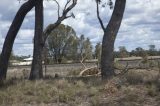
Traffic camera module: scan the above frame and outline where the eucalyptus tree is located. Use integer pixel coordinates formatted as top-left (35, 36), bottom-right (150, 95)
top-left (30, 0), bottom-right (77, 79)
top-left (95, 42), bottom-right (101, 62)
top-left (78, 35), bottom-right (93, 68)
top-left (46, 24), bottom-right (77, 63)
top-left (0, 0), bottom-right (77, 81)
top-left (0, 0), bottom-right (37, 81)
top-left (118, 46), bottom-right (129, 58)
top-left (96, 0), bottom-right (126, 79)
top-left (148, 45), bottom-right (157, 56)
top-left (29, 0), bottom-right (44, 80)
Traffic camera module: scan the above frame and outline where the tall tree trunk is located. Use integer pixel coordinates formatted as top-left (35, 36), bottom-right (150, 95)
top-left (29, 0), bottom-right (43, 80)
top-left (101, 0), bottom-right (126, 79)
top-left (0, 0), bottom-right (36, 81)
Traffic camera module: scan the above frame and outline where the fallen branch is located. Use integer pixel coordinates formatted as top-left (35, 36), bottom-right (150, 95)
top-left (80, 60), bottom-right (87, 69)
top-left (79, 61), bottom-right (158, 77)
top-left (79, 66), bottom-right (100, 76)
top-left (115, 62), bottom-right (130, 76)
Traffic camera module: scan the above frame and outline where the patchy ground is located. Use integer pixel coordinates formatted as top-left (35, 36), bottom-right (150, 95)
top-left (0, 69), bottom-right (160, 106)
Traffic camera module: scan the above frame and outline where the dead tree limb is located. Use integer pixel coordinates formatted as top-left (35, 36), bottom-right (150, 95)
top-left (43, 0), bottom-right (77, 43)
top-left (116, 62), bottom-right (130, 76)
top-left (79, 66), bottom-right (100, 76)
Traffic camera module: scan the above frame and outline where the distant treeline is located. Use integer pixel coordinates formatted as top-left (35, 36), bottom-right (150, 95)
top-left (114, 45), bottom-right (160, 58)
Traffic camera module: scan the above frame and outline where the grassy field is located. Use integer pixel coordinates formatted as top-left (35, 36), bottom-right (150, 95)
top-left (0, 69), bottom-right (160, 106)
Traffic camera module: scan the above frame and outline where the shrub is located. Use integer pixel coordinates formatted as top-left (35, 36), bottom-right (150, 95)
top-left (90, 96), bottom-right (100, 106)
top-left (125, 71), bottom-right (144, 84)
top-left (147, 84), bottom-right (158, 97)
top-left (67, 69), bottom-right (82, 76)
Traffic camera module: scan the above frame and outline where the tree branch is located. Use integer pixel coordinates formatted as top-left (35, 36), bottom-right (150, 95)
top-left (53, 0), bottom-right (60, 18)
top-left (115, 62), bottom-right (130, 76)
top-left (96, 1), bottom-right (105, 31)
top-left (43, 0), bottom-right (77, 43)
top-left (0, 0), bottom-right (36, 80)
top-left (64, 0), bottom-right (71, 11)
top-left (65, 15), bottom-right (72, 19)
top-left (62, 0), bottom-right (77, 16)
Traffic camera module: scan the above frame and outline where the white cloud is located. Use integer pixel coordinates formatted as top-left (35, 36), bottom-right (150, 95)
top-left (17, 29), bottom-right (34, 39)
top-left (13, 44), bottom-right (33, 56)
top-left (0, 0), bottom-right (160, 55)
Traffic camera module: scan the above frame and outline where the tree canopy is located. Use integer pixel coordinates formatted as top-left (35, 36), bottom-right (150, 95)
top-left (46, 24), bottom-right (78, 63)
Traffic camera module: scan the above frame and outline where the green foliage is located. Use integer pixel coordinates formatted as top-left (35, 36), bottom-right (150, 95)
top-left (46, 24), bottom-right (78, 63)
top-left (95, 42), bottom-right (101, 62)
top-left (90, 96), bottom-right (101, 106)
top-left (148, 45), bottom-right (158, 56)
top-left (141, 54), bottom-right (148, 64)
top-left (125, 71), bottom-right (144, 85)
top-left (135, 47), bottom-right (145, 57)
top-left (149, 45), bottom-right (156, 51)
top-left (147, 84), bottom-right (158, 97)
top-left (46, 24), bottom-right (94, 63)
top-left (78, 35), bottom-right (93, 61)
top-left (84, 38), bottom-right (93, 59)
top-left (118, 46), bottom-right (129, 58)
top-left (96, 0), bottom-right (113, 9)
top-left (129, 45), bottom-right (159, 57)
top-left (67, 69), bottom-right (82, 76)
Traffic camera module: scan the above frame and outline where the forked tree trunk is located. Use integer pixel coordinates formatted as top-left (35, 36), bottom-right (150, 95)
top-left (0, 0), bottom-right (36, 81)
top-left (101, 0), bottom-right (126, 79)
top-left (29, 0), bottom-right (43, 80)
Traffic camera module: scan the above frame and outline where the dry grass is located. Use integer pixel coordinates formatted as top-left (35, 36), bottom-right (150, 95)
top-left (0, 69), bottom-right (160, 106)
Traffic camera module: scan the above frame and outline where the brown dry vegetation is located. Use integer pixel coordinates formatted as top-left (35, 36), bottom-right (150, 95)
top-left (0, 68), bottom-right (160, 106)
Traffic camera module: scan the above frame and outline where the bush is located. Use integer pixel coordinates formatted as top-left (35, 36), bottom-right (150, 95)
top-left (147, 84), bottom-right (158, 97)
top-left (67, 69), bottom-right (82, 76)
top-left (125, 71), bottom-right (144, 84)
top-left (90, 96), bottom-right (100, 106)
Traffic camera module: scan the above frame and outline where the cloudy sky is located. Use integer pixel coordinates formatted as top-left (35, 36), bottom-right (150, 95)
top-left (0, 0), bottom-right (160, 56)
